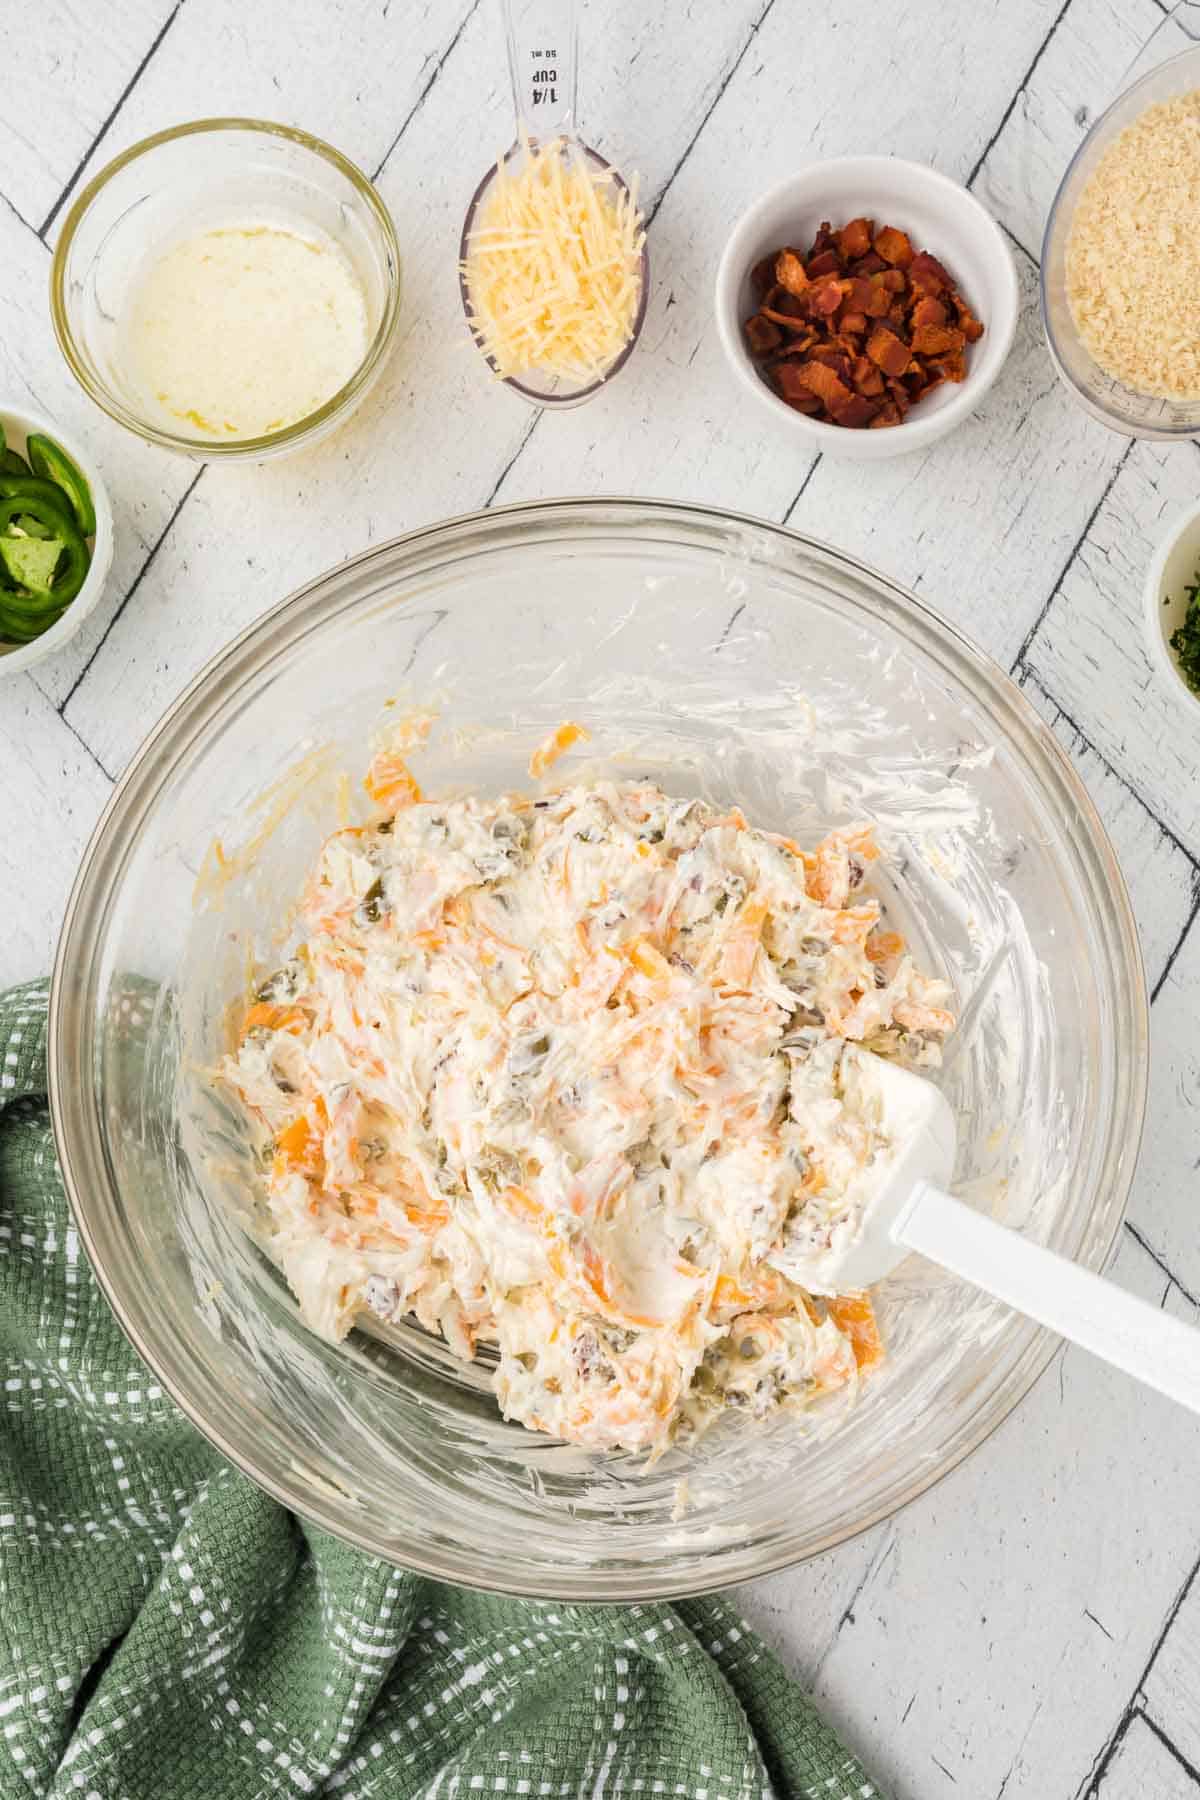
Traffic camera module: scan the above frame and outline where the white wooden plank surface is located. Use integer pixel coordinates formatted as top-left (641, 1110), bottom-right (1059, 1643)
top-left (39, 0), bottom-right (479, 231)
top-left (1122, 911), bottom-right (1200, 1305)
top-left (1143, 1570), bottom-right (1200, 1776)
top-left (0, 0), bottom-right (176, 231)
top-left (0, 683), bottom-right (112, 983)
top-left (1019, 670), bottom-right (1199, 992)
top-left (1021, 439), bottom-right (1200, 863)
top-left (2, 1), bottom-right (1200, 1795)
top-left (973, 0), bottom-right (1164, 260)
top-left (1096, 1716), bottom-right (1199, 1800)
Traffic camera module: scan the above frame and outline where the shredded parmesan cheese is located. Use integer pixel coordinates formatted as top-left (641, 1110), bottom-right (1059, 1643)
top-left (463, 136), bottom-right (644, 384)
top-left (1066, 90), bottom-right (1200, 399)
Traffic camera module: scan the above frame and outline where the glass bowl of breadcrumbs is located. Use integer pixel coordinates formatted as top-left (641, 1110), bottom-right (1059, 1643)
top-left (1042, 34), bottom-right (1200, 438)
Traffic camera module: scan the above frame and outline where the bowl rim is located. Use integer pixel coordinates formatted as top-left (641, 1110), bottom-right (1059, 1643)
top-left (713, 154), bottom-right (1020, 458)
top-left (1039, 42), bottom-right (1200, 440)
top-left (0, 400), bottom-right (115, 676)
top-left (1143, 494), bottom-right (1200, 709)
top-left (49, 116), bottom-right (403, 460)
top-left (48, 495), bottom-right (1149, 1598)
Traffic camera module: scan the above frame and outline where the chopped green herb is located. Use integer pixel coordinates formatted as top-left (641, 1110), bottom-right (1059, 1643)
top-left (1167, 567), bottom-right (1200, 697)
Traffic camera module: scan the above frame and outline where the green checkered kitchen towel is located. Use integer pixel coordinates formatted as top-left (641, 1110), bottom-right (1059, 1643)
top-left (0, 979), bottom-right (883, 1800)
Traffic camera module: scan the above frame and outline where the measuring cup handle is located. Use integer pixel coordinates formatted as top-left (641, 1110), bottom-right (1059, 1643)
top-left (501, 0), bottom-right (580, 143)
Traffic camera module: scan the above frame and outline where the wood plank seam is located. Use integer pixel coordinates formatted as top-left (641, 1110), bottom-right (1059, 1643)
top-left (53, 708), bottom-right (116, 788)
top-left (1009, 441), bottom-right (1135, 674)
top-left (1137, 1707), bottom-right (1200, 1789)
top-left (38, 0), bottom-right (186, 241)
top-left (1125, 1220), bottom-right (1200, 1313)
top-left (0, 187), bottom-right (40, 242)
top-left (369, 0), bottom-right (483, 183)
top-left (1077, 1555), bottom-right (1200, 1796)
top-left (781, 454), bottom-right (822, 523)
top-left (809, 1524), bottom-right (897, 1689)
top-left (1016, 671), bottom-right (1200, 878)
top-left (1151, 884), bottom-right (1200, 1004)
top-left (53, 466), bottom-right (206, 720)
top-left (965, 0), bottom-right (1075, 189)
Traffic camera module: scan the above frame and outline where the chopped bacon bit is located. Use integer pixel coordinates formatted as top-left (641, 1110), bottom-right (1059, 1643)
top-left (837, 216), bottom-right (874, 259)
top-left (909, 250), bottom-right (954, 293)
top-left (760, 306), bottom-right (811, 332)
top-left (775, 249), bottom-right (810, 296)
top-left (932, 351), bottom-right (967, 382)
top-left (955, 297), bottom-right (985, 342)
top-left (810, 278), bottom-right (845, 316)
top-left (750, 253), bottom-right (778, 300)
top-left (744, 314), bottom-right (782, 355)
top-left (831, 392), bottom-right (880, 428)
top-left (866, 324), bottom-right (912, 377)
top-left (774, 362), bottom-right (823, 410)
top-left (873, 225), bottom-right (913, 267)
top-left (796, 360), bottom-right (854, 411)
top-left (910, 322), bottom-right (966, 357)
top-left (767, 285), bottom-right (805, 316)
top-left (911, 295), bottom-right (948, 329)
top-left (742, 218), bottom-right (984, 428)
top-left (808, 345), bottom-right (853, 379)
top-left (810, 220), bottom-right (838, 257)
top-left (852, 356), bottom-right (886, 396)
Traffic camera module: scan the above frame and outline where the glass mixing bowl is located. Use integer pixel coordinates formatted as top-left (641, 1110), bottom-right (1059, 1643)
top-left (49, 499), bottom-right (1147, 1600)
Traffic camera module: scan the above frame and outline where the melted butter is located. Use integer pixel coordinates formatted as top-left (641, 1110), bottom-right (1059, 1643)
top-left (125, 223), bottom-right (368, 440)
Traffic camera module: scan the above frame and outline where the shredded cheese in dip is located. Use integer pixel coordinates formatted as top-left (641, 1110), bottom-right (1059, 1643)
top-left (222, 756), bottom-right (954, 1456)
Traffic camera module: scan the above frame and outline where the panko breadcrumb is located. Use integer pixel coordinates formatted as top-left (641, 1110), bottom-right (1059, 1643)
top-left (1066, 89), bottom-right (1200, 399)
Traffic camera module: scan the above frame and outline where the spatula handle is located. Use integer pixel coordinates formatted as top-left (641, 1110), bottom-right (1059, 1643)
top-left (897, 1182), bottom-right (1200, 1415)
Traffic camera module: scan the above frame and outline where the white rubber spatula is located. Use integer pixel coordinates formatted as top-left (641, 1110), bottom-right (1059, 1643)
top-left (808, 1045), bottom-right (1200, 1415)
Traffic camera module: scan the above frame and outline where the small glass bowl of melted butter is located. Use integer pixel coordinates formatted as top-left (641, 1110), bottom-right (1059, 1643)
top-left (51, 119), bottom-right (402, 462)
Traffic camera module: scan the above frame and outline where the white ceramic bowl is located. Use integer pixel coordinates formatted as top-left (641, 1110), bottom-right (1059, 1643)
top-left (1143, 498), bottom-right (1200, 713)
top-left (714, 156), bottom-right (1019, 460)
top-left (0, 403), bottom-right (114, 677)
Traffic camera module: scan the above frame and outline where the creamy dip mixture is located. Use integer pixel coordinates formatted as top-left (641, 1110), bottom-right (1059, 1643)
top-left (222, 739), bottom-right (954, 1455)
top-left (126, 222), bottom-right (368, 439)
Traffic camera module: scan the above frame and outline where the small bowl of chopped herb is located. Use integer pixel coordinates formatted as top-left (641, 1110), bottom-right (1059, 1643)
top-left (1144, 499), bottom-right (1200, 711)
top-left (0, 403), bottom-right (113, 676)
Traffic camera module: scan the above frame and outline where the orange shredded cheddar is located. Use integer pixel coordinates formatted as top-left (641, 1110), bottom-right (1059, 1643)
top-left (240, 1002), bottom-right (308, 1040)
top-left (529, 721), bottom-right (589, 779)
top-left (826, 1293), bottom-right (885, 1370)
top-left (364, 751), bottom-right (423, 813)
